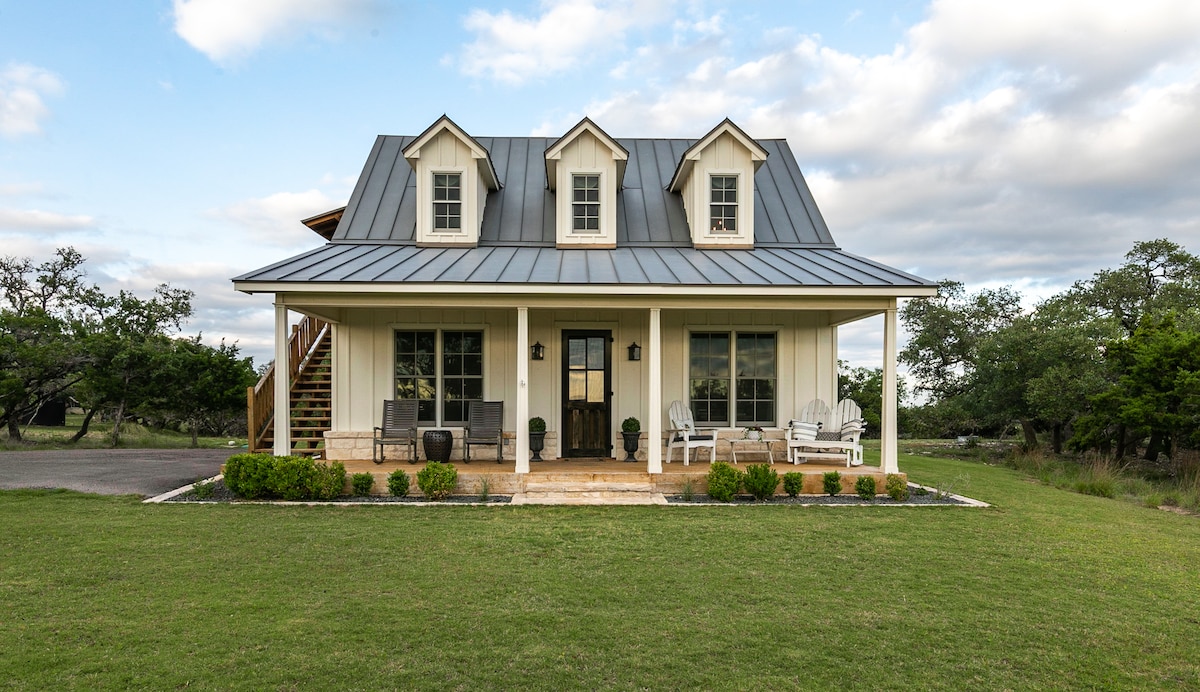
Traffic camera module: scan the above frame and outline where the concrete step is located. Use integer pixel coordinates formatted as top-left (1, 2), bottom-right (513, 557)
top-left (512, 491), bottom-right (667, 505)
top-left (524, 481), bottom-right (655, 493)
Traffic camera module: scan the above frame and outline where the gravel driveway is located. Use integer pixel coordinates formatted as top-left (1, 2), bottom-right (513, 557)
top-left (0, 448), bottom-right (234, 496)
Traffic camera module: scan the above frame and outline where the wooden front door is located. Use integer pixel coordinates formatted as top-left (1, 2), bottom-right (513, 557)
top-left (562, 330), bottom-right (612, 458)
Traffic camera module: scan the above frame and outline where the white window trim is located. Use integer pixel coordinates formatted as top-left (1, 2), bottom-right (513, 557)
top-left (708, 173), bottom-right (739, 234)
top-left (570, 172), bottom-right (603, 235)
top-left (431, 171), bottom-right (464, 234)
top-left (390, 324), bottom-right (489, 427)
top-left (685, 328), bottom-right (778, 427)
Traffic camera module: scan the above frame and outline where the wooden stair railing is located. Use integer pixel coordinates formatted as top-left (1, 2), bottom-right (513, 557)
top-left (247, 316), bottom-right (331, 454)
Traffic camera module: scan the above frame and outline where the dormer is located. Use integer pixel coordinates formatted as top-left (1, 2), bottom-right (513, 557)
top-left (402, 115), bottom-right (500, 247)
top-left (668, 119), bottom-right (768, 249)
top-left (545, 118), bottom-right (628, 248)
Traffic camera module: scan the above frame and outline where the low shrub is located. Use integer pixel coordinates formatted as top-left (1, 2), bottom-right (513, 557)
top-left (223, 453), bottom-right (273, 499)
top-left (855, 476), bottom-right (877, 501)
top-left (477, 475), bottom-right (491, 501)
top-left (706, 461), bottom-right (742, 502)
top-left (191, 478), bottom-right (216, 500)
top-left (680, 476), bottom-right (695, 502)
top-left (743, 463), bottom-right (779, 501)
top-left (310, 461), bottom-right (346, 501)
top-left (782, 472), bottom-right (803, 497)
top-left (387, 469), bottom-right (411, 497)
top-left (351, 472), bottom-right (375, 496)
top-left (271, 456), bottom-right (318, 501)
top-left (417, 461), bottom-right (458, 500)
top-left (822, 470), bottom-right (842, 496)
top-left (885, 473), bottom-right (909, 502)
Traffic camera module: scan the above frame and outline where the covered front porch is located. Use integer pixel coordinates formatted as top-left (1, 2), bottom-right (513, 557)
top-left (260, 291), bottom-right (906, 479)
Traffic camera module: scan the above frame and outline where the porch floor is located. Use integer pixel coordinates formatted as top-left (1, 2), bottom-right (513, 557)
top-left (336, 456), bottom-right (897, 498)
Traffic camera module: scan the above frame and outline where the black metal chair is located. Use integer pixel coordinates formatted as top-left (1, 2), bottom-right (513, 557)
top-left (373, 399), bottom-right (419, 464)
top-left (463, 401), bottom-right (504, 464)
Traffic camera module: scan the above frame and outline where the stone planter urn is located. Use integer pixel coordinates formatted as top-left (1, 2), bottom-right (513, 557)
top-left (621, 432), bottom-right (640, 462)
top-left (529, 431), bottom-right (546, 462)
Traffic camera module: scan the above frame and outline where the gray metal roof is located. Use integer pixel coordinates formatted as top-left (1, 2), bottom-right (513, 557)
top-left (234, 244), bottom-right (932, 288)
top-left (331, 135), bottom-right (836, 246)
top-left (234, 132), bottom-right (936, 291)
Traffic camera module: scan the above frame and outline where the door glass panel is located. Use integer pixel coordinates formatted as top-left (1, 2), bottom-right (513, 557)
top-left (587, 371), bottom-right (604, 403)
top-left (568, 371), bottom-right (586, 401)
top-left (569, 339), bottom-right (586, 368)
top-left (587, 338), bottom-right (604, 369)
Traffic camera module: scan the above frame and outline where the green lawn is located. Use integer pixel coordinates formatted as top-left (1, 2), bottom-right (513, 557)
top-left (2, 452), bottom-right (1197, 689)
top-left (1, 414), bottom-right (242, 451)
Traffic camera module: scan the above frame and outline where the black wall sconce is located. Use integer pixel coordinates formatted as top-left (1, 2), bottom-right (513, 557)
top-left (531, 341), bottom-right (545, 361)
top-left (627, 342), bottom-right (642, 361)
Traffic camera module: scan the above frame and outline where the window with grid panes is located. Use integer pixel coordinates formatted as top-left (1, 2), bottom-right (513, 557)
top-left (688, 332), bottom-right (775, 426)
top-left (394, 329), bottom-right (483, 426)
top-left (572, 174), bottom-right (600, 231)
top-left (433, 173), bottom-right (462, 231)
top-left (709, 175), bottom-right (737, 232)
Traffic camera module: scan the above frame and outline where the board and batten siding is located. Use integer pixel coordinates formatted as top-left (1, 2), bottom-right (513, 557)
top-left (330, 306), bottom-right (839, 444)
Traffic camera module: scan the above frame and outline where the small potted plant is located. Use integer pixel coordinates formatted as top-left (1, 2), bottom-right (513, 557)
top-left (743, 425), bottom-right (764, 441)
top-left (621, 417), bottom-right (641, 462)
top-left (529, 416), bottom-right (547, 462)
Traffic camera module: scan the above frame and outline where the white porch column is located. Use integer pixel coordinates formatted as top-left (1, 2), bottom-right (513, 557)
top-left (881, 306), bottom-right (899, 474)
top-left (515, 307), bottom-right (530, 474)
top-left (647, 308), bottom-right (663, 474)
top-left (272, 301), bottom-right (290, 456)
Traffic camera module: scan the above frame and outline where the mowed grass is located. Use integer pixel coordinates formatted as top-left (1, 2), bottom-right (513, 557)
top-left (2, 453), bottom-right (1198, 690)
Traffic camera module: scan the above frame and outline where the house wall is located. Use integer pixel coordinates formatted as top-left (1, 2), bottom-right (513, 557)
top-left (325, 305), bottom-right (839, 461)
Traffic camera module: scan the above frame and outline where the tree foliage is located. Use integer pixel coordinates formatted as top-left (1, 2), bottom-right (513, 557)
top-left (900, 239), bottom-right (1200, 460)
top-left (1, 247), bottom-right (254, 446)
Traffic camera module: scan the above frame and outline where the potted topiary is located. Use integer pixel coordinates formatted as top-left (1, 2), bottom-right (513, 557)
top-left (620, 417), bottom-right (641, 462)
top-left (529, 416), bottom-right (547, 462)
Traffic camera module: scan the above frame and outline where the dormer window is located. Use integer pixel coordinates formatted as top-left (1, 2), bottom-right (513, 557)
top-left (668, 118), bottom-right (767, 249)
top-left (572, 174), bottom-right (601, 232)
top-left (545, 118), bottom-right (627, 248)
top-left (710, 175), bottom-right (738, 233)
top-left (401, 115), bottom-right (500, 247)
top-left (433, 173), bottom-right (462, 231)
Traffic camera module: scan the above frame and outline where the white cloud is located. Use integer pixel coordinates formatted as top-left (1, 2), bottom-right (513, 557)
top-left (0, 207), bottom-right (94, 232)
top-left (172, 0), bottom-right (382, 65)
top-left (457, 0), bottom-right (675, 84)
top-left (211, 189), bottom-right (338, 247)
top-left (0, 63), bottom-right (64, 138)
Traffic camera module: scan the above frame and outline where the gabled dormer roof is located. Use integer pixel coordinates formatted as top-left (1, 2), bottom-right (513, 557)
top-left (544, 117), bottom-right (629, 190)
top-left (667, 118), bottom-right (768, 192)
top-left (401, 115), bottom-right (501, 190)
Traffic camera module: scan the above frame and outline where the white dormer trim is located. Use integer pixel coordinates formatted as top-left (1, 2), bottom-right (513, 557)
top-left (668, 118), bottom-right (768, 249)
top-left (403, 116), bottom-right (500, 247)
top-left (545, 118), bottom-right (628, 248)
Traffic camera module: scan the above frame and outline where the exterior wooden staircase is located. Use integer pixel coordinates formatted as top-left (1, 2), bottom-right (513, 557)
top-left (247, 316), bottom-right (332, 456)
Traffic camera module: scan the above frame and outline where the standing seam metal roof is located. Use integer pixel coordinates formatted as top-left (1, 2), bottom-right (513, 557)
top-left (233, 134), bottom-right (935, 290)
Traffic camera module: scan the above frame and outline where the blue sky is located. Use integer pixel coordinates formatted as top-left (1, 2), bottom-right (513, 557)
top-left (3, 0), bottom-right (1199, 371)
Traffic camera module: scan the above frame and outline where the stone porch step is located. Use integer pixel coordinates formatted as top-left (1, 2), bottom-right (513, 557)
top-left (512, 491), bottom-right (668, 505)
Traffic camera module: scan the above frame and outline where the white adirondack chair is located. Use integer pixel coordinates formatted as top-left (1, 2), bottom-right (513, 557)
top-left (665, 400), bottom-right (717, 466)
top-left (798, 399), bottom-right (832, 430)
top-left (833, 399), bottom-right (866, 466)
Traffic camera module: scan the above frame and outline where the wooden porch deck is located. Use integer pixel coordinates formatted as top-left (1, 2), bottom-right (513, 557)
top-left (336, 457), bottom-right (897, 498)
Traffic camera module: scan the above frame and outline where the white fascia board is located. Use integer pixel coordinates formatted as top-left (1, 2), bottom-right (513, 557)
top-left (233, 281), bottom-right (938, 299)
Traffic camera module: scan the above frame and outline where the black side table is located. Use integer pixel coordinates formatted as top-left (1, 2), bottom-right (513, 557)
top-left (422, 430), bottom-right (453, 463)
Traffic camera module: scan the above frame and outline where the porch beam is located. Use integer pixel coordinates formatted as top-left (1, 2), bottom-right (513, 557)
top-left (515, 307), bottom-right (530, 474)
top-left (881, 305), bottom-right (899, 474)
top-left (647, 307), bottom-right (662, 474)
top-left (272, 301), bottom-right (290, 456)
